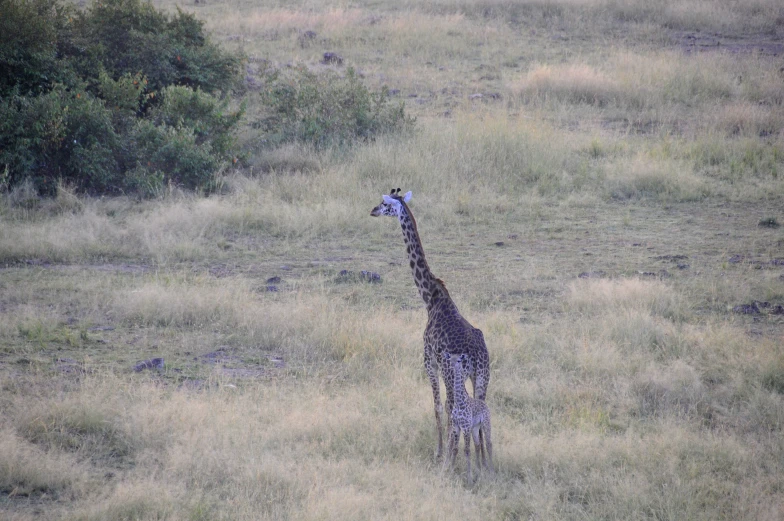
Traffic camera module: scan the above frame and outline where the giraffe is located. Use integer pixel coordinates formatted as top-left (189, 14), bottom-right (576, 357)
top-left (443, 352), bottom-right (493, 481)
top-left (370, 188), bottom-right (490, 461)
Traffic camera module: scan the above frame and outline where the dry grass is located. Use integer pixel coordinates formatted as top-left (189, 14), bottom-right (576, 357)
top-left (3, 0), bottom-right (784, 519)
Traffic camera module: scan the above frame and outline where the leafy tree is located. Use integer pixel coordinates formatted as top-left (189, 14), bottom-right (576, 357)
top-left (0, 0), bottom-right (243, 196)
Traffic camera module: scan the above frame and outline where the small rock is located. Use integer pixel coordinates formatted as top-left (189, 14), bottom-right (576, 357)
top-left (578, 271), bottom-right (606, 279)
top-left (335, 270), bottom-right (382, 284)
top-left (322, 52), bottom-right (343, 65)
top-left (334, 269), bottom-right (355, 283)
top-left (360, 270), bottom-right (382, 283)
top-left (653, 254), bottom-right (688, 262)
top-left (266, 276), bottom-right (282, 284)
top-left (298, 30), bottom-right (317, 48)
top-left (733, 303), bottom-right (761, 315)
top-left (677, 263), bottom-right (690, 270)
top-left (133, 358), bottom-right (165, 372)
top-left (56, 357), bottom-right (84, 374)
top-left (494, 241), bottom-right (505, 247)
top-left (265, 285), bottom-right (279, 292)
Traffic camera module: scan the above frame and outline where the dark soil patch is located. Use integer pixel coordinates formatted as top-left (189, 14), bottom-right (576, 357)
top-left (674, 32), bottom-right (784, 56)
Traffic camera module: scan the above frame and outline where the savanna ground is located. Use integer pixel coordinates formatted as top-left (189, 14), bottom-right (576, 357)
top-left (2, 0), bottom-right (784, 519)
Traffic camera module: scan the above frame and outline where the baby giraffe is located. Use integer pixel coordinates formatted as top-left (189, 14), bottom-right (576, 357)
top-left (444, 352), bottom-right (494, 482)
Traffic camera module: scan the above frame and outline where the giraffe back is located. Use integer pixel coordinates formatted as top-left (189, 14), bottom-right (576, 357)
top-left (425, 297), bottom-right (490, 401)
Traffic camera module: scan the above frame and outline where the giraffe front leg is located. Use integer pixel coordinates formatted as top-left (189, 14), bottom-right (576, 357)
top-left (464, 431), bottom-right (472, 483)
top-left (442, 427), bottom-right (458, 472)
top-left (425, 352), bottom-right (443, 461)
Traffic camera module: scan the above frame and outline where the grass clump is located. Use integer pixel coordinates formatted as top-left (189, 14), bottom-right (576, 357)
top-left (0, 429), bottom-right (88, 499)
top-left (512, 63), bottom-right (623, 107)
top-left (258, 66), bottom-right (414, 149)
top-left (18, 397), bottom-right (137, 465)
top-left (606, 156), bottom-right (709, 202)
top-left (567, 278), bottom-right (688, 321)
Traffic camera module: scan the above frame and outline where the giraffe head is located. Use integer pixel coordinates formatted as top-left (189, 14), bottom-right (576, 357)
top-left (370, 188), bottom-right (412, 217)
top-left (443, 352), bottom-right (470, 383)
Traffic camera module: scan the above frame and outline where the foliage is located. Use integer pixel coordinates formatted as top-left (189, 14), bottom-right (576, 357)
top-left (259, 66), bottom-right (414, 148)
top-left (0, 0), bottom-right (243, 195)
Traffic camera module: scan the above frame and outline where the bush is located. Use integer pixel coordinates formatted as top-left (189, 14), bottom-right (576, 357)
top-left (150, 85), bottom-right (242, 159)
top-left (71, 0), bottom-right (240, 96)
top-left (0, 0), bottom-right (73, 97)
top-left (259, 66), bottom-right (414, 148)
top-left (127, 120), bottom-right (220, 196)
top-left (0, 0), bottom-right (243, 196)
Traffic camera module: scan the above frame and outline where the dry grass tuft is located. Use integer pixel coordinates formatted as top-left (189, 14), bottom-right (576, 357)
top-left (712, 102), bottom-right (784, 137)
top-left (512, 64), bottom-right (623, 106)
top-left (567, 278), bottom-right (688, 320)
top-left (606, 155), bottom-right (710, 202)
top-left (0, 428), bottom-right (89, 500)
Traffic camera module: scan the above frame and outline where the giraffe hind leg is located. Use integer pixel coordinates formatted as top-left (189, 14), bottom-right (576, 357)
top-left (483, 420), bottom-right (494, 473)
top-left (472, 425), bottom-right (483, 473)
top-left (469, 374), bottom-right (487, 464)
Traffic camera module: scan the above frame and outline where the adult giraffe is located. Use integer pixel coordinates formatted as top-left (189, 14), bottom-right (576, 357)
top-left (371, 189), bottom-right (490, 461)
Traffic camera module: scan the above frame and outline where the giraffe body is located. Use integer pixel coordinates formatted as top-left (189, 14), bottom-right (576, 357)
top-left (371, 190), bottom-right (490, 460)
top-left (444, 352), bottom-right (493, 481)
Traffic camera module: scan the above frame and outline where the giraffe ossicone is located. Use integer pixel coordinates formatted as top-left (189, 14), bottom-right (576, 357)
top-left (370, 188), bottom-right (490, 462)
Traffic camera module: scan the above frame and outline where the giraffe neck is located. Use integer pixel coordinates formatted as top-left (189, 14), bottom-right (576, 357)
top-left (397, 203), bottom-right (445, 309)
top-left (452, 369), bottom-right (469, 411)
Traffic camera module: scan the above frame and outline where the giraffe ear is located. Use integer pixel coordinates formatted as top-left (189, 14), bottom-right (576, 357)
top-left (403, 191), bottom-right (412, 203)
top-left (382, 195), bottom-right (396, 205)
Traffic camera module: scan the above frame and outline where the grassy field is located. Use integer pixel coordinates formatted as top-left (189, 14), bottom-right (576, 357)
top-left (2, 0), bottom-right (784, 519)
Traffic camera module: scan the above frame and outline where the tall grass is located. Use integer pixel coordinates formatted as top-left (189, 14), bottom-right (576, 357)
top-left (3, 1), bottom-right (784, 519)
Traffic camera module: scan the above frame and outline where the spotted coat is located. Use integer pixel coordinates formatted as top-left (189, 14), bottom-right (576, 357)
top-left (371, 190), bottom-right (490, 460)
top-left (444, 352), bottom-right (493, 480)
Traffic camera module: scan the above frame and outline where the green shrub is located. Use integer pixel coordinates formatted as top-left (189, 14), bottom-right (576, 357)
top-left (0, 0), bottom-right (74, 97)
top-left (127, 120), bottom-right (219, 195)
top-left (72, 0), bottom-right (240, 96)
top-left (0, 84), bottom-right (120, 194)
top-left (0, 0), bottom-right (243, 196)
top-left (259, 66), bottom-right (414, 148)
top-left (150, 85), bottom-right (242, 159)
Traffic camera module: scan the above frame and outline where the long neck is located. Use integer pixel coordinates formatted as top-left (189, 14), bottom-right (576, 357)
top-left (452, 369), bottom-right (469, 410)
top-left (397, 202), bottom-right (444, 308)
